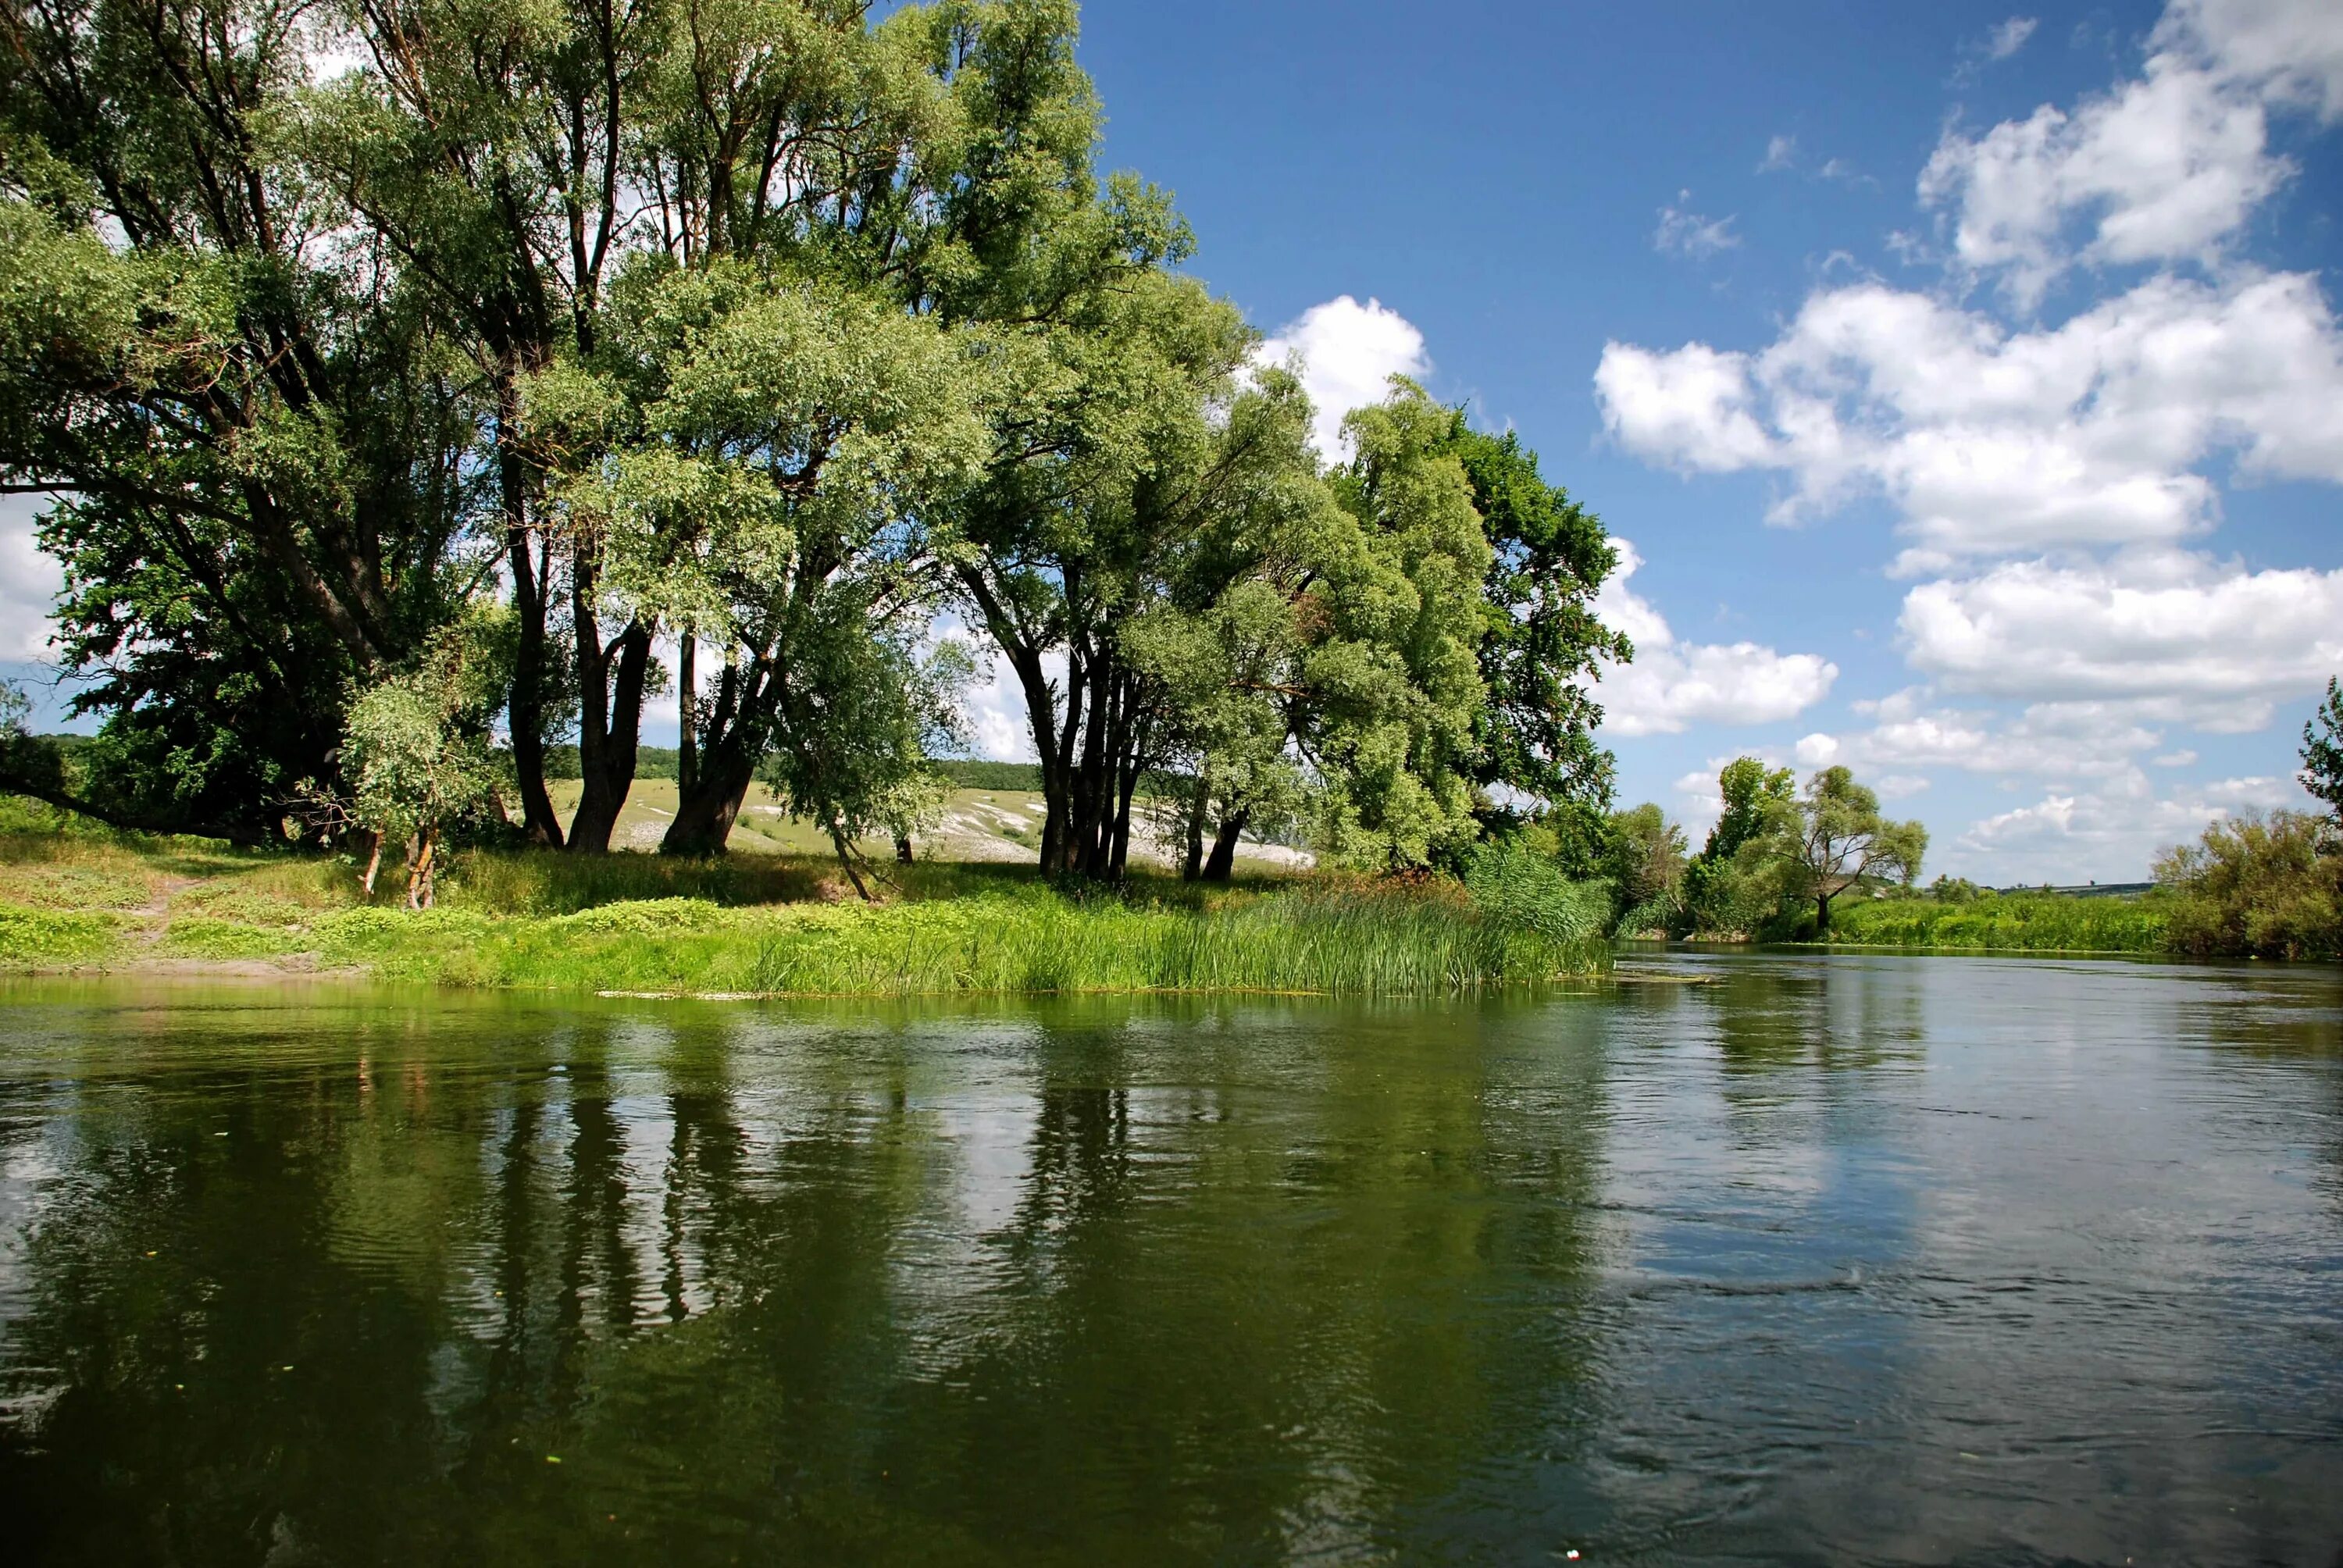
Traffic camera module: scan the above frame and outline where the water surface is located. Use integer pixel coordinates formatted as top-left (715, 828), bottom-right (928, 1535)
top-left (2, 953), bottom-right (2338, 1565)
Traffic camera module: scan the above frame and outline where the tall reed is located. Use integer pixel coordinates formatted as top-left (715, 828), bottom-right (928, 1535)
top-left (316, 879), bottom-right (1612, 996)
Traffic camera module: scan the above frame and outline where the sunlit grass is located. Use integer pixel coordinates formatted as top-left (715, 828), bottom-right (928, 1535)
top-left (0, 792), bottom-right (1607, 992)
top-left (1822, 894), bottom-right (2167, 953)
top-left (0, 902), bottom-right (119, 964)
top-left (316, 880), bottom-right (1612, 996)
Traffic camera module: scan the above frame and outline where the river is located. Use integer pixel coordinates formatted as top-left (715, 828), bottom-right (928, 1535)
top-left (2, 953), bottom-right (2338, 1564)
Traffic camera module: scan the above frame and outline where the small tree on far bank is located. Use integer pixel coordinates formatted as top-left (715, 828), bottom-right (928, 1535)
top-left (1786, 767), bottom-right (1927, 934)
top-left (1608, 802), bottom-right (1687, 933)
top-left (341, 621), bottom-right (512, 908)
top-left (2302, 677), bottom-right (2343, 824)
top-left (1679, 757), bottom-right (1796, 936)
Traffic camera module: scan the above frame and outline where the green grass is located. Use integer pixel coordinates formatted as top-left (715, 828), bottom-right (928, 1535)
top-left (158, 916), bottom-right (310, 960)
top-left (1821, 893), bottom-right (2168, 953)
top-left (0, 901), bottom-right (119, 964)
top-left (0, 792), bottom-right (1607, 993)
top-left (314, 881), bottom-right (1610, 996)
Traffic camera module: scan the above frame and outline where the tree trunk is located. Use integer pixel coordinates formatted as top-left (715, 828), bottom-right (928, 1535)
top-left (500, 414), bottom-right (562, 847)
top-left (361, 831), bottom-right (383, 896)
top-left (567, 546), bottom-right (654, 853)
top-left (676, 631), bottom-right (697, 798)
top-left (406, 826), bottom-right (437, 911)
top-left (660, 729), bottom-right (761, 856)
top-left (1182, 775), bottom-right (1207, 881)
top-left (1202, 808), bottom-right (1248, 882)
top-left (1815, 892), bottom-right (1831, 935)
top-left (828, 817), bottom-right (872, 901)
top-left (894, 832), bottom-right (914, 864)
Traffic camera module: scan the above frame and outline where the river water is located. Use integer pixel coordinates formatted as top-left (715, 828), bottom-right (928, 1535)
top-left (0, 953), bottom-right (2338, 1565)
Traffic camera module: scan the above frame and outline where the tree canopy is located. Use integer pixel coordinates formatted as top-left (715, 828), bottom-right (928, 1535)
top-left (0, 0), bottom-right (1634, 886)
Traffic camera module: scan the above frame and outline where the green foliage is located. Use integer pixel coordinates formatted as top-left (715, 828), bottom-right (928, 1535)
top-left (2303, 678), bottom-right (2343, 822)
top-left (1439, 417), bottom-right (1627, 807)
top-left (1607, 803), bottom-right (1686, 925)
top-left (314, 878), bottom-right (1610, 996)
top-left (1778, 766), bottom-right (1927, 933)
top-left (341, 615), bottom-right (515, 850)
top-left (2155, 811), bottom-right (2342, 960)
top-left (1826, 893), bottom-right (2166, 953)
top-left (1461, 840), bottom-right (1612, 943)
top-left (0, 901), bottom-right (117, 966)
top-left (1678, 758), bottom-right (1798, 937)
top-left (1309, 383), bottom-right (1499, 870)
top-left (0, 20), bottom-right (472, 834)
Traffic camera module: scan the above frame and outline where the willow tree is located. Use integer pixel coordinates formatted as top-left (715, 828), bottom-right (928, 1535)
top-left (1439, 419), bottom-right (1629, 808)
top-left (0, 0), bottom-right (473, 836)
top-left (1786, 766), bottom-right (1928, 934)
top-left (528, 261), bottom-right (984, 858)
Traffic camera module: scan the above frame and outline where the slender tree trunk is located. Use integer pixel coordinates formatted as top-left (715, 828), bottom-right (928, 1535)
top-left (569, 597), bottom-right (654, 854)
top-left (828, 816), bottom-right (872, 901)
top-left (361, 831), bottom-right (383, 896)
top-left (1182, 775), bottom-right (1207, 882)
top-left (894, 832), bottom-right (915, 864)
top-left (1202, 808), bottom-right (1248, 882)
top-left (676, 631), bottom-right (697, 798)
top-left (1815, 892), bottom-right (1831, 935)
top-left (406, 826), bottom-right (437, 911)
top-left (500, 393), bottom-right (562, 847)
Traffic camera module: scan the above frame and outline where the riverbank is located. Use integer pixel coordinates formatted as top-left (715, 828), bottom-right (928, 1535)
top-left (1814, 893), bottom-right (2169, 954)
top-left (0, 800), bottom-right (1607, 995)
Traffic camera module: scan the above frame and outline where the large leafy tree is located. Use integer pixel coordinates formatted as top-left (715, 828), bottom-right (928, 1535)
top-left (1783, 765), bottom-right (1927, 934)
top-left (312, 0), bottom-right (679, 848)
top-left (1438, 419), bottom-right (1628, 808)
top-left (1305, 382), bottom-right (1496, 870)
top-left (0, 0), bottom-right (476, 836)
top-left (530, 260), bottom-right (984, 856)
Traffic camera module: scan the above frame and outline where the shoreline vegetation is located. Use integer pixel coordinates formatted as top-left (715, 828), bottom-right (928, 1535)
top-left (0, 798), bottom-right (1612, 996)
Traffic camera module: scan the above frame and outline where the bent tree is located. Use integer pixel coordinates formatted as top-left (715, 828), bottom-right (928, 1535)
top-left (1788, 766), bottom-right (1927, 934)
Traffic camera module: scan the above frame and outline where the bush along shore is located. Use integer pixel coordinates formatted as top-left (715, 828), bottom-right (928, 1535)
top-left (0, 804), bottom-right (1612, 996)
top-left (1813, 893), bottom-right (2169, 955)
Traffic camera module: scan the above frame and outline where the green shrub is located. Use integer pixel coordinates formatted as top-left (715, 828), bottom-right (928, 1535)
top-left (1826, 893), bottom-right (2166, 953)
top-left (0, 901), bottom-right (117, 964)
top-left (2155, 811), bottom-right (2341, 960)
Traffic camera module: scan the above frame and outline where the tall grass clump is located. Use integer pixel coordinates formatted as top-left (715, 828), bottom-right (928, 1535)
top-left (1825, 893), bottom-right (2166, 953)
top-left (313, 873), bottom-right (1612, 996)
top-left (432, 847), bottom-right (831, 915)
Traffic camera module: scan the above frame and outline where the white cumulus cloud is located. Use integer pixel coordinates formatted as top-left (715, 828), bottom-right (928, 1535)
top-left (0, 495), bottom-right (61, 662)
top-left (1899, 550), bottom-right (2343, 729)
top-left (1920, 0), bottom-right (2343, 305)
top-left (1596, 270), bottom-right (2343, 564)
top-left (1592, 541), bottom-right (1837, 736)
top-left (1254, 296), bottom-right (1431, 461)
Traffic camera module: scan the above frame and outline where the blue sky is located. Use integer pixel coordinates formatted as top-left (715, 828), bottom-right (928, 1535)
top-left (1040, 0), bottom-right (2341, 884)
top-left (3, 0), bottom-right (2338, 883)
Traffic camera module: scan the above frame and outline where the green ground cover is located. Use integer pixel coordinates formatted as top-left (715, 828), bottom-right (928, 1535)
top-left (0, 796), bottom-right (1609, 994)
top-left (1821, 893), bottom-right (2168, 953)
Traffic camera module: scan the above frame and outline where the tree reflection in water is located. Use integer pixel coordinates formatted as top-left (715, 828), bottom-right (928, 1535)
top-left (2, 961), bottom-right (2338, 1564)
